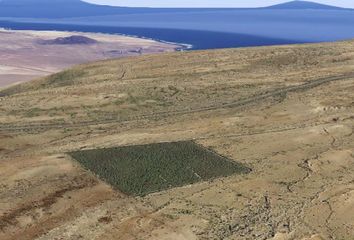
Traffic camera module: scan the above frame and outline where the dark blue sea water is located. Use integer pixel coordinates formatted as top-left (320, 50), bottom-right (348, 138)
top-left (0, 20), bottom-right (301, 50)
top-left (1, 8), bottom-right (354, 50)
top-left (1, 1), bottom-right (354, 50)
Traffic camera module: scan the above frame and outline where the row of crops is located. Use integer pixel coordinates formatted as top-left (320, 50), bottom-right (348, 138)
top-left (69, 141), bottom-right (250, 196)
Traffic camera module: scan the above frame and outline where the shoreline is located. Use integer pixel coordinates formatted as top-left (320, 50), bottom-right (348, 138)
top-left (81, 29), bottom-right (193, 51)
top-left (0, 19), bottom-right (312, 50)
top-left (0, 26), bottom-right (192, 51)
top-left (0, 28), bottom-right (182, 88)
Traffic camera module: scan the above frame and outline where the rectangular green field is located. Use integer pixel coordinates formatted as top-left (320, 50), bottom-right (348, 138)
top-left (69, 141), bottom-right (250, 196)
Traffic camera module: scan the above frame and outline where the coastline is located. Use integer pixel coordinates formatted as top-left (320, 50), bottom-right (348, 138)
top-left (0, 23), bottom-right (192, 51)
top-left (0, 28), bottom-right (182, 88)
top-left (81, 29), bottom-right (193, 51)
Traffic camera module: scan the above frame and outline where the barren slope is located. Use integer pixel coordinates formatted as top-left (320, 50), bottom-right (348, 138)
top-left (0, 29), bottom-right (179, 88)
top-left (0, 40), bottom-right (354, 240)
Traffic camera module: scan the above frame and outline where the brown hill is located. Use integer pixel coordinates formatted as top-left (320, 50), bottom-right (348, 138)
top-left (37, 35), bottom-right (99, 45)
top-left (0, 40), bottom-right (354, 240)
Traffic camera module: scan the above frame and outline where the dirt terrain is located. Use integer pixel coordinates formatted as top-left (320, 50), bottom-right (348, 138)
top-left (0, 29), bottom-right (180, 88)
top-left (0, 40), bottom-right (354, 240)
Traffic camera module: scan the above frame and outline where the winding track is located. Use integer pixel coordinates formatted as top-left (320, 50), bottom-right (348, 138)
top-left (1, 72), bottom-right (354, 133)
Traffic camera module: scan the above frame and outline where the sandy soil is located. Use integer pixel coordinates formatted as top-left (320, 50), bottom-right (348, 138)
top-left (0, 29), bottom-right (180, 88)
top-left (0, 40), bottom-right (354, 239)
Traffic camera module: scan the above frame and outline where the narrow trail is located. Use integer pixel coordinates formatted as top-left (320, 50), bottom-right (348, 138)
top-left (0, 119), bottom-right (344, 161)
top-left (1, 72), bottom-right (354, 133)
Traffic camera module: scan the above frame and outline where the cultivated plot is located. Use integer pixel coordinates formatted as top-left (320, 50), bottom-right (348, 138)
top-left (69, 141), bottom-right (250, 196)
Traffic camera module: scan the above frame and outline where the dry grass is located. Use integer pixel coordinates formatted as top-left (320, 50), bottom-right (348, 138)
top-left (0, 29), bottom-right (179, 88)
top-left (1, 40), bottom-right (354, 240)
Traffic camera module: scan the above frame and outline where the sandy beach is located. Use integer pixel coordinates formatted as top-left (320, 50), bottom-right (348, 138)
top-left (0, 29), bottom-right (181, 88)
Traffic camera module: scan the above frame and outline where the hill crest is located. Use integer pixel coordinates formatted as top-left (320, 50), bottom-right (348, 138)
top-left (0, 0), bottom-right (349, 19)
top-left (265, 1), bottom-right (345, 10)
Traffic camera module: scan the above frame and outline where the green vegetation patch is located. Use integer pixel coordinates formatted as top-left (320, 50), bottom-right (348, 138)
top-left (0, 68), bottom-right (87, 97)
top-left (45, 68), bottom-right (86, 87)
top-left (69, 141), bottom-right (250, 196)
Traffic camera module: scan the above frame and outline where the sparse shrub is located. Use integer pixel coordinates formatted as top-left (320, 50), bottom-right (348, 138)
top-left (45, 69), bottom-right (86, 87)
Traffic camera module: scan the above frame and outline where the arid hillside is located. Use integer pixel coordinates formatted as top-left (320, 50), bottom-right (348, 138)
top-left (0, 29), bottom-right (179, 88)
top-left (0, 40), bottom-right (354, 240)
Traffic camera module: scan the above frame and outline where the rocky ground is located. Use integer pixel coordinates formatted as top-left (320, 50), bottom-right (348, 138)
top-left (0, 40), bottom-right (353, 240)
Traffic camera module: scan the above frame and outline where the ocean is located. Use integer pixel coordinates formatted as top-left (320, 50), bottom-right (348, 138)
top-left (1, 9), bottom-right (354, 50)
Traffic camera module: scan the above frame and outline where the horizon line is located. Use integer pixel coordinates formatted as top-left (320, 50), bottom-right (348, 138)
top-left (82, 0), bottom-right (351, 9)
